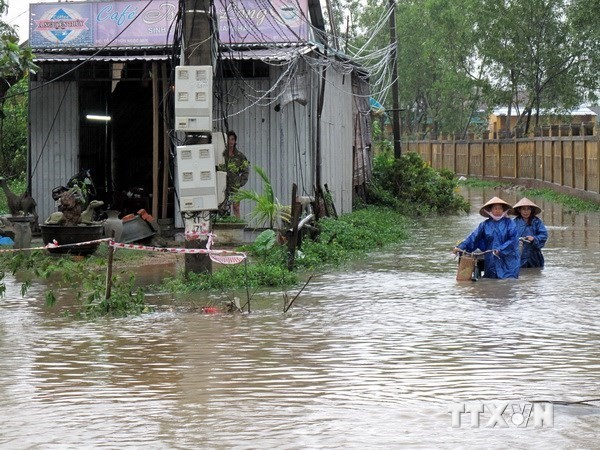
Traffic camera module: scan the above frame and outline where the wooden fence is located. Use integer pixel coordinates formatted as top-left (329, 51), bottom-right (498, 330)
top-left (405, 134), bottom-right (600, 200)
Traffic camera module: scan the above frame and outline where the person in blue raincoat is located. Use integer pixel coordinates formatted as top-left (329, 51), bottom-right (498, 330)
top-left (453, 196), bottom-right (520, 279)
top-left (512, 197), bottom-right (548, 268)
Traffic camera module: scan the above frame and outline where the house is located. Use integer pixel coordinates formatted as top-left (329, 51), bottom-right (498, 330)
top-left (27, 0), bottom-right (372, 228)
top-left (488, 105), bottom-right (597, 136)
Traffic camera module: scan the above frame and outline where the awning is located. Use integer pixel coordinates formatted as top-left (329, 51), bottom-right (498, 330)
top-left (219, 44), bottom-right (317, 62)
top-left (33, 53), bottom-right (170, 63)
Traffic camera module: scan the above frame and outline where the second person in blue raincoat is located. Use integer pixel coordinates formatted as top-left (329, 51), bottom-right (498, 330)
top-left (512, 197), bottom-right (548, 268)
top-left (453, 196), bottom-right (520, 279)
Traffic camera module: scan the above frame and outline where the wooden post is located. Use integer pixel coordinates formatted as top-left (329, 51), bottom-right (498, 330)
top-left (429, 140), bottom-right (433, 168)
top-left (583, 140), bottom-right (588, 191)
top-left (324, 184), bottom-right (338, 219)
top-left (389, 0), bottom-right (402, 158)
top-left (558, 140), bottom-right (563, 186)
top-left (597, 140), bottom-right (600, 194)
top-left (571, 141), bottom-right (576, 188)
top-left (465, 141), bottom-right (470, 176)
top-left (482, 139), bottom-right (486, 176)
top-left (161, 62), bottom-right (170, 219)
top-left (498, 142), bottom-right (502, 178)
top-left (104, 231), bottom-right (115, 301)
top-left (152, 61), bottom-right (159, 218)
top-left (551, 140), bottom-right (555, 184)
top-left (453, 139), bottom-right (457, 174)
top-left (287, 184), bottom-right (301, 271)
top-left (514, 138), bottom-right (519, 178)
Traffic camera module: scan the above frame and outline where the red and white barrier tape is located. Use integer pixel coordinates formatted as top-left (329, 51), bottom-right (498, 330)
top-left (0, 237), bottom-right (112, 253)
top-left (0, 236), bottom-right (247, 264)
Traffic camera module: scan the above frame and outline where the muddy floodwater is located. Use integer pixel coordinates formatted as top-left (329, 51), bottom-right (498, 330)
top-left (0, 187), bottom-right (598, 448)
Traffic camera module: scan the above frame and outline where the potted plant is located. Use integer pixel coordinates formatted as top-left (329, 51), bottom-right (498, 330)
top-left (232, 166), bottom-right (290, 230)
top-left (212, 214), bottom-right (247, 245)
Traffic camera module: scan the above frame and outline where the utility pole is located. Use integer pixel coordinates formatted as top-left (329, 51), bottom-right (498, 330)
top-left (388, 0), bottom-right (401, 158)
top-left (325, 0), bottom-right (339, 50)
top-left (184, 0), bottom-right (212, 66)
top-left (181, 0), bottom-right (213, 274)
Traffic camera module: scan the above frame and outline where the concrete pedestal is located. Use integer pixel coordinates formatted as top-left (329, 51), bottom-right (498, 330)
top-left (7, 216), bottom-right (34, 250)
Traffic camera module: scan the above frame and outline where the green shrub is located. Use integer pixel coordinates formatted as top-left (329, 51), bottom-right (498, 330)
top-left (296, 206), bottom-right (409, 270)
top-left (0, 250), bottom-right (152, 318)
top-left (368, 151), bottom-right (470, 215)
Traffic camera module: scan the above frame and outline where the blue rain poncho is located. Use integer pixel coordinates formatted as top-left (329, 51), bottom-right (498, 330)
top-left (514, 216), bottom-right (548, 268)
top-left (457, 217), bottom-right (520, 279)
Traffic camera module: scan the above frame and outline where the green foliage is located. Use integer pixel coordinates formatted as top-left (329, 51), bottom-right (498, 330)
top-left (241, 229), bottom-right (277, 262)
top-left (213, 214), bottom-right (246, 224)
top-left (0, 249), bottom-right (152, 318)
top-left (295, 206), bottom-right (410, 270)
top-left (162, 261), bottom-right (297, 293)
top-left (233, 165), bottom-right (290, 228)
top-left (367, 151), bottom-right (470, 215)
top-left (0, 79), bottom-right (28, 178)
top-left (0, 175), bottom-right (26, 214)
top-left (0, 15), bottom-right (37, 99)
top-left (160, 205), bottom-right (411, 292)
top-left (74, 273), bottom-right (148, 319)
top-left (347, 0), bottom-right (600, 135)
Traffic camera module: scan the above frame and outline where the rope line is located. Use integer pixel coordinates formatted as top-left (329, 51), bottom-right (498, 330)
top-left (0, 237), bottom-right (247, 264)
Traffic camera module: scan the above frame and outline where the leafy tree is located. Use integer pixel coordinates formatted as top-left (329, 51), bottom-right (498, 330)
top-left (1, 0), bottom-right (36, 178)
top-left (345, 0), bottom-right (600, 136)
top-left (349, 0), bottom-right (488, 137)
top-left (0, 0), bottom-right (36, 100)
top-left (0, 78), bottom-right (27, 177)
top-left (477, 0), bottom-right (599, 133)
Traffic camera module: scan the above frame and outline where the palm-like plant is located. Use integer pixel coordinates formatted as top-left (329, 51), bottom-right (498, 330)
top-left (232, 166), bottom-right (290, 229)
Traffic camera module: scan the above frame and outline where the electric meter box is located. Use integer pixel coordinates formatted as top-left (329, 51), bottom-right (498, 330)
top-left (176, 144), bottom-right (218, 211)
top-left (216, 170), bottom-right (227, 204)
top-left (175, 65), bottom-right (213, 132)
top-left (212, 131), bottom-right (226, 166)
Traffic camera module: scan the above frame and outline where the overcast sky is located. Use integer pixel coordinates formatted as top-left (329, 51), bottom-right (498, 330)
top-left (2, 0), bottom-right (57, 42)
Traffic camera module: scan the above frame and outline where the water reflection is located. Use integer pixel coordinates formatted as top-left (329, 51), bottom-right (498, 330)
top-left (0, 187), bottom-right (598, 448)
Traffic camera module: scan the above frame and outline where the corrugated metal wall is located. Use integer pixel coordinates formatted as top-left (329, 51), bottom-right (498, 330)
top-left (29, 57), bottom-right (356, 229)
top-left (215, 58), bottom-right (354, 227)
top-left (320, 68), bottom-right (353, 214)
top-left (29, 80), bottom-right (79, 224)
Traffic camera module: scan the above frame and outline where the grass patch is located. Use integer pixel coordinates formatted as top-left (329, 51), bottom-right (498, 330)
top-left (459, 177), bottom-right (600, 212)
top-left (160, 205), bottom-right (411, 293)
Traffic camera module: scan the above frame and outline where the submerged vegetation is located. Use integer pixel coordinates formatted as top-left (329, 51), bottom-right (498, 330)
top-left (161, 206), bottom-right (410, 293)
top-left (0, 247), bottom-right (152, 319)
top-left (0, 151), bottom-right (469, 317)
top-left (459, 178), bottom-right (600, 212)
top-left (8, 147), bottom-right (598, 318)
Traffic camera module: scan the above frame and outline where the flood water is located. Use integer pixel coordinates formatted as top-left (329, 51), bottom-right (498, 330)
top-left (1, 187), bottom-right (598, 448)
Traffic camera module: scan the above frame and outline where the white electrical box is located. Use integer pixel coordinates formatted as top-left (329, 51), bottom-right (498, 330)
top-left (216, 170), bottom-right (227, 204)
top-left (175, 65), bottom-right (213, 132)
top-left (212, 131), bottom-right (227, 166)
top-left (176, 144), bottom-right (218, 211)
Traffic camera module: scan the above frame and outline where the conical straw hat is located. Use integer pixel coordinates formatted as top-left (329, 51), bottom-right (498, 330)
top-left (479, 196), bottom-right (513, 217)
top-left (512, 197), bottom-right (542, 216)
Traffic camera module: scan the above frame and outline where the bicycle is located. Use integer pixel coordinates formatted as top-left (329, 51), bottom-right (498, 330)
top-left (455, 249), bottom-right (494, 281)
